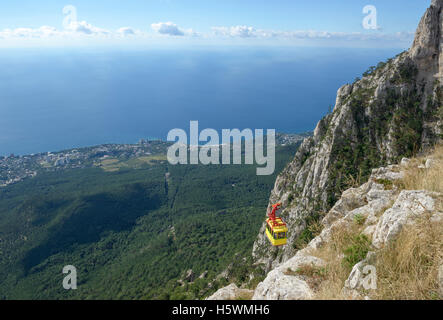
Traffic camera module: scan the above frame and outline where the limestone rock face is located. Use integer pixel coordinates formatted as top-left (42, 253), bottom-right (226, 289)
top-left (252, 0), bottom-right (443, 269)
top-left (252, 249), bottom-right (324, 300)
top-left (208, 0), bottom-right (443, 301)
top-left (252, 272), bottom-right (312, 300)
top-left (184, 269), bottom-right (196, 282)
top-left (206, 284), bottom-right (253, 300)
top-left (344, 251), bottom-right (377, 298)
top-left (372, 190), bottom-right (440, 248)
top-left (249, 157), bottom-right (442, 300)
top-left (410, 0), bottom-right (442, 81)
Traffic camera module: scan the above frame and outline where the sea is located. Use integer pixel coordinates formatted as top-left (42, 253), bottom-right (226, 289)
top-left (0, 46), bottom-right (405, 156)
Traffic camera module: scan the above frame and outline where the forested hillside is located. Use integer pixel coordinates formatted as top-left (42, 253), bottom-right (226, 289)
top-left (0, 143), bottom-right (300, 299)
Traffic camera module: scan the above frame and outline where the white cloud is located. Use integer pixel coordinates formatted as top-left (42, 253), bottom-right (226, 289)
top-left (0, 26), bottom-right (62, 39)
top-left (65, 21), bottom-right (110, 36)
top-left (0, 21), bottom-right (112, 40)
top-left (212, 26), bottom-right (257, 38)
top-left (0, 20), bottom-right (414, 47)
top-left (151, 22), bottom-right (185, 36)
top-left (211, 25), bottom-right (414, 43)
top-left (0, 22), bottom-right (144, 41)
top-left (269, 30), bottom-right (414, 41)
top-left (117, 27), bottom-right (138, 37)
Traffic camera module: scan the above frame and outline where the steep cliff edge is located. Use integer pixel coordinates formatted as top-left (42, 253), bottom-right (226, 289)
top-left (208, 142), bottom-right (443, 300)
top-left (251, 147), bottom-right (442, 300)
top-left (252, 0), bottom-right (443, 270)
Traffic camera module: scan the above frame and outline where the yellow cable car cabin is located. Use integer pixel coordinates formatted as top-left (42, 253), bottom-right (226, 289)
top-left (265, 203), bottom-right (288, 246)
top-left (265, 217), bottom-right (288, 246)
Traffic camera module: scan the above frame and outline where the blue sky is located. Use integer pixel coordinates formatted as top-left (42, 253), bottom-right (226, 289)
top-left (0, 0), bottom-right (430, 48)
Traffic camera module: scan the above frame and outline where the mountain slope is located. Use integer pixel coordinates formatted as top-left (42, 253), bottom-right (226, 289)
top-left (250, 145), bottom-right (442, 300)
top-left (0, 143), bottom-right (300, 300)
top-left (252, 0), bottom-right (443, 270)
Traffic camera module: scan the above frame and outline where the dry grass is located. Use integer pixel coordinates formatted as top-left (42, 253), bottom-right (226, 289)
top-left (310, 222), bottom-right (366, 299)
top-left (312, 214), bottom-right (442, 300)
top-left (399, 144), bottom-right (443, 193)
top-left (285, 264), bottom-right (328, 291)
top-left (382, 144), bottom-right (443, 299)
top-left (373, 214), bottom-right (443, 300)
top-left (310, 143), bottom-right (443, 300)
top-left (234, 291), bottom-right (254, 300)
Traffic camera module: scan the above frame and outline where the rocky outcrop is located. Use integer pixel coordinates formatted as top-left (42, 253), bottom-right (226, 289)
top-left (253, 272), bottom-right (313, 300)
top-left (372, 190), bottom-right (440, 248)
top-left (252, 249), bottom-right (325, 300)
top-left (250, 157), bottom-right (442, 299)
top-left (184, 269), bottom-right (196, 282)
top-left (343, 251), bottom-right (377, 299)
top-left (206, 284), bottom-right (253, 300)
top-left (411, 0), bottom-right (443, 82)
top-left (210, 2), bottom-right (442, 300)
top-left (252, 0), bottom-right (443, 270)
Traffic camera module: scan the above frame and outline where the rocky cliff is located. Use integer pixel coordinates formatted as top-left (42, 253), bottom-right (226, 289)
top-left (207, 1), bottom-right (442, 300)
top-left (252, 0), bottom-right (443, 270)
top-left (208, 143), bottom-right (443, 300)
top-left (251, 154), bottom-right (442, 299)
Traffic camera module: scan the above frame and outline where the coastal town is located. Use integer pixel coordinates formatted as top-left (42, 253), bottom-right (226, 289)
top-left (0, 133), bottom-right (309, 188)
top-left (0, 140), bottom-right (170, 187)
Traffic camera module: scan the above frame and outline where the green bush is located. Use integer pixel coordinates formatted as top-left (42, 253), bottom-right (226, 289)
top-left (353, 214), bottom-right (366, 226)
top-left (342, 234), bottom-right (371, 270)
top-left (374, 178), bottom-right (393, 190)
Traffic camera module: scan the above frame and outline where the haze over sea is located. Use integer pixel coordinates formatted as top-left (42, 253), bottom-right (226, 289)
top-left (0, 46), bottom-right (403, 156)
